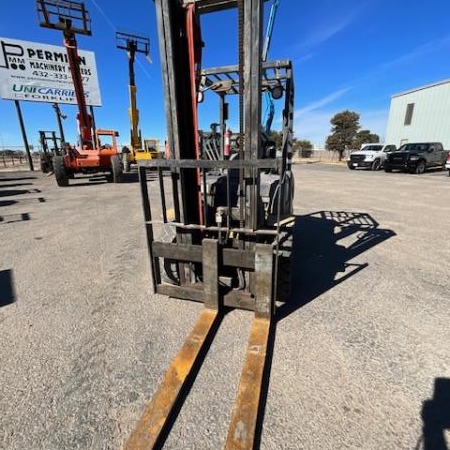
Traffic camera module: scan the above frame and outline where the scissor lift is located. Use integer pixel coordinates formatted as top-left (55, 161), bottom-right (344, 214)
top-left (125, 1), bottom-right (294, 448)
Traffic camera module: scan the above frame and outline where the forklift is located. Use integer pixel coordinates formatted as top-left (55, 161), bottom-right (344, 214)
top-left (116, 31), bottom-right (159, 172)
top-left (36, 0), bottom-right (123, 187)
top-left (38, 130), bottom-right (60, 173)
top-left (125, 0), bottom-right (294, 449)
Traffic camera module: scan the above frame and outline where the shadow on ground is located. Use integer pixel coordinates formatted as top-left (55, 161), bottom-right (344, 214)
top-left (0, 269), bottom-right (16, 307)
top-left (417, 378), bottom-right (450, 450)
top-left (63, 170), bottom-right (160, 186)
top-left (0, 182), bottom-right (34, 188)
top-left (0, 212), bottom-right (31, 224)
top-left (0, 200), bottom-right (17, 207)
top-left (0, 188), bottom-right (41, 197)
top-left (277, 210), bottom-right (396, 320)
top-left (0, 176), bottom-right (37, 182)
top-left (123, 210), bottom-right (396, 449)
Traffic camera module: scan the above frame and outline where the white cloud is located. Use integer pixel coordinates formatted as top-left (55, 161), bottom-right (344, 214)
top-left (295, 53), bottom-right (315, 64)
top-left (379, 35), bottom-right (450, 71)
top-left (294, 2), bottom-right (372, 54)
top-left (294, 104), bottom-right (389, 148)
top-left (293, 88), bottom-right (352, 146)
top-left (295, 87), bottom-right (351, 115)
top-left (296, 16), bottom-right (354, 52)
top-left (348, 35), bottom-right (450, 89)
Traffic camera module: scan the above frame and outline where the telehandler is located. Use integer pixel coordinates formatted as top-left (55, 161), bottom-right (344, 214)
top-left (116, 31), bottom-right (159, 172)
top-left (36, 0), bottom-right (123, 186)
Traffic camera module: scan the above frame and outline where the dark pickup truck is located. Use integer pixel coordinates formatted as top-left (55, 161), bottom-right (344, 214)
top-left (384, 142), bottom-right (448, 174)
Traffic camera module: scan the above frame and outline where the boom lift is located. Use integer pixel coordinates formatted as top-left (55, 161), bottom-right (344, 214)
top-left (116, 31), bottom-right (159, 172)
top-left (36, 0), bottom-right (123, 186)
top-left (125, 0), bottom-right (294, 448)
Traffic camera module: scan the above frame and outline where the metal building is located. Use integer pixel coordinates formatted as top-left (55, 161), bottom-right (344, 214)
top-left (385, 79), bottom-right (450, 148)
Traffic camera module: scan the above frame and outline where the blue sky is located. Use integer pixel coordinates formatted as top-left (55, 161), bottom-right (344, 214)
top-left (1, 0), bottom-right (450, 149)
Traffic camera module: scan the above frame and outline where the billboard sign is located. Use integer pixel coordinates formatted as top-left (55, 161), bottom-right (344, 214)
top-left (0, 37), bottom-right (102, 106)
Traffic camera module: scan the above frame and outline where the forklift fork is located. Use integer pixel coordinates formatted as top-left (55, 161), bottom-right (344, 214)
top-left (124, 241), bottom-right (274, 450)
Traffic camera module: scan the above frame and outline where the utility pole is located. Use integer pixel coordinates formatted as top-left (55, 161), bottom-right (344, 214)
top-left (14, 100), bottom-right (34, 171)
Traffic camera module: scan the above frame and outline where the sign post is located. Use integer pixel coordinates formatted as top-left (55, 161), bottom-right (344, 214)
top-left (14, 100), bottom-right (34, 171)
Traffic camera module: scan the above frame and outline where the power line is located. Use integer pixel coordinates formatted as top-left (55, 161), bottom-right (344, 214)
top-left (87, 0), bottom-right (152, 80)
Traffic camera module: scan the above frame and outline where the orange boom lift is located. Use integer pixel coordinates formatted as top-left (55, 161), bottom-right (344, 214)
top-left (36, 0), bottom-right (123, 186)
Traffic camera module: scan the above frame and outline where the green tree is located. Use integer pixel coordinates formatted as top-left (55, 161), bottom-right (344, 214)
top-left (268, 131), bottom-right (313, 157)
top-left (326, 110), bottom-right (360, 160)
top-left (353, 129), bottom-right (380, 150)
top-left (267, 130), bottom-right (283, 148)
top-left (294, 138), bottom-right (313, 157)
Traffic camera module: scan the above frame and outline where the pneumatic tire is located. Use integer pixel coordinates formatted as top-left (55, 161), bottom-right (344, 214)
top-left (415, 161), bottom-right (426, 174)
top-left (111, 154), bottom-right (123, 183)
top-left (371, 159), bottom-right (381, 171)
top-left (123, 153), bottom-right (130, 173)
top-left (53, 156), bottom-right (69, 187)
top-left (276, 227), bottom-right (294, 303)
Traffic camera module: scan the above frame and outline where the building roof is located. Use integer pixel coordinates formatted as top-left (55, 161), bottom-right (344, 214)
top-left (392, 78), bottom-right (450, 98)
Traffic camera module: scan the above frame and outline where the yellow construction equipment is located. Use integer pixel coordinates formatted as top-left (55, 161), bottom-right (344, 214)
top-left (116, 31), bottom-right (159, 171)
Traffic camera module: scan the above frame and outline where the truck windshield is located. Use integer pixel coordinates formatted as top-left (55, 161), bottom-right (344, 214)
top-left (362, 145), bottom-right (383, 151)
top-left (398, 144), bottom-right (429, 152)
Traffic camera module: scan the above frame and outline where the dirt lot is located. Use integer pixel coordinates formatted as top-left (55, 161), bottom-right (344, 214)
top-left (1, 164), bottom-right (449, 450)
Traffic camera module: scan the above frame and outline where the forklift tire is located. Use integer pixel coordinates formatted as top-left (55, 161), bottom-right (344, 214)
top-left (123, 153), bottom-right (130, 173)
top-left (40, 161), bottom-right (49, 174)
top-left (277, 255), bottom-right (292, 302)
top-left (276, 227), bottom-right (293, 303)
top-left (111, 155), bottom-right (123, 183)
top-left (53, 156), bottom-right (69, 187)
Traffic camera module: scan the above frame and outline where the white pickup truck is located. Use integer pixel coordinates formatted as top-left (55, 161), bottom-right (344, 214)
top-left (347, 143), bottom-right (397, 171)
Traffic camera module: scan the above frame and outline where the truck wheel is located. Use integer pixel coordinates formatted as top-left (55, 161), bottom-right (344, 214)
top-left (448, 170), bottom-right (450, 177)
top-left (123, 152), bottom-right (130, 173)
top-left (53, 156), bottom-right (69, 187)
top-left (348, 165), bottom-right (355, 170)
top-left (371, 159), bottom-right (381, 171)
top-left (415, 161), bottom-right (426, 174)
top-left (111, 154), bottom-right (123, 183)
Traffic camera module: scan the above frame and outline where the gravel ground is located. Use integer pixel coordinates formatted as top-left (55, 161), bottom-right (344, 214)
top-left (0, 164), bottom-right (449, 450)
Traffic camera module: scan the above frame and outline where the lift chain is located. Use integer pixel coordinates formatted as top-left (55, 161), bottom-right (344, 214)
top-left (238, 0), bottom-right (245, 229)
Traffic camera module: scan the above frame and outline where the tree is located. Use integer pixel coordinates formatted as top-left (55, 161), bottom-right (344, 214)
top-left (326, 110), bottom-right (360, 161)
top-left (267, 131), bottom-right (313, 157)
top-left (293, 138), bottom-right (313, 157)
top-left (267, 130), bottom-right (283, 148)
top-left (353, 129), bottom-right (380, 150)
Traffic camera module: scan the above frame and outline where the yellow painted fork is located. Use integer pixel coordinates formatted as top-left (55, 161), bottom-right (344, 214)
top-left (124, 242), bottom-right (273, 450)
top-left (123, 308), bottom-right (220, 450)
